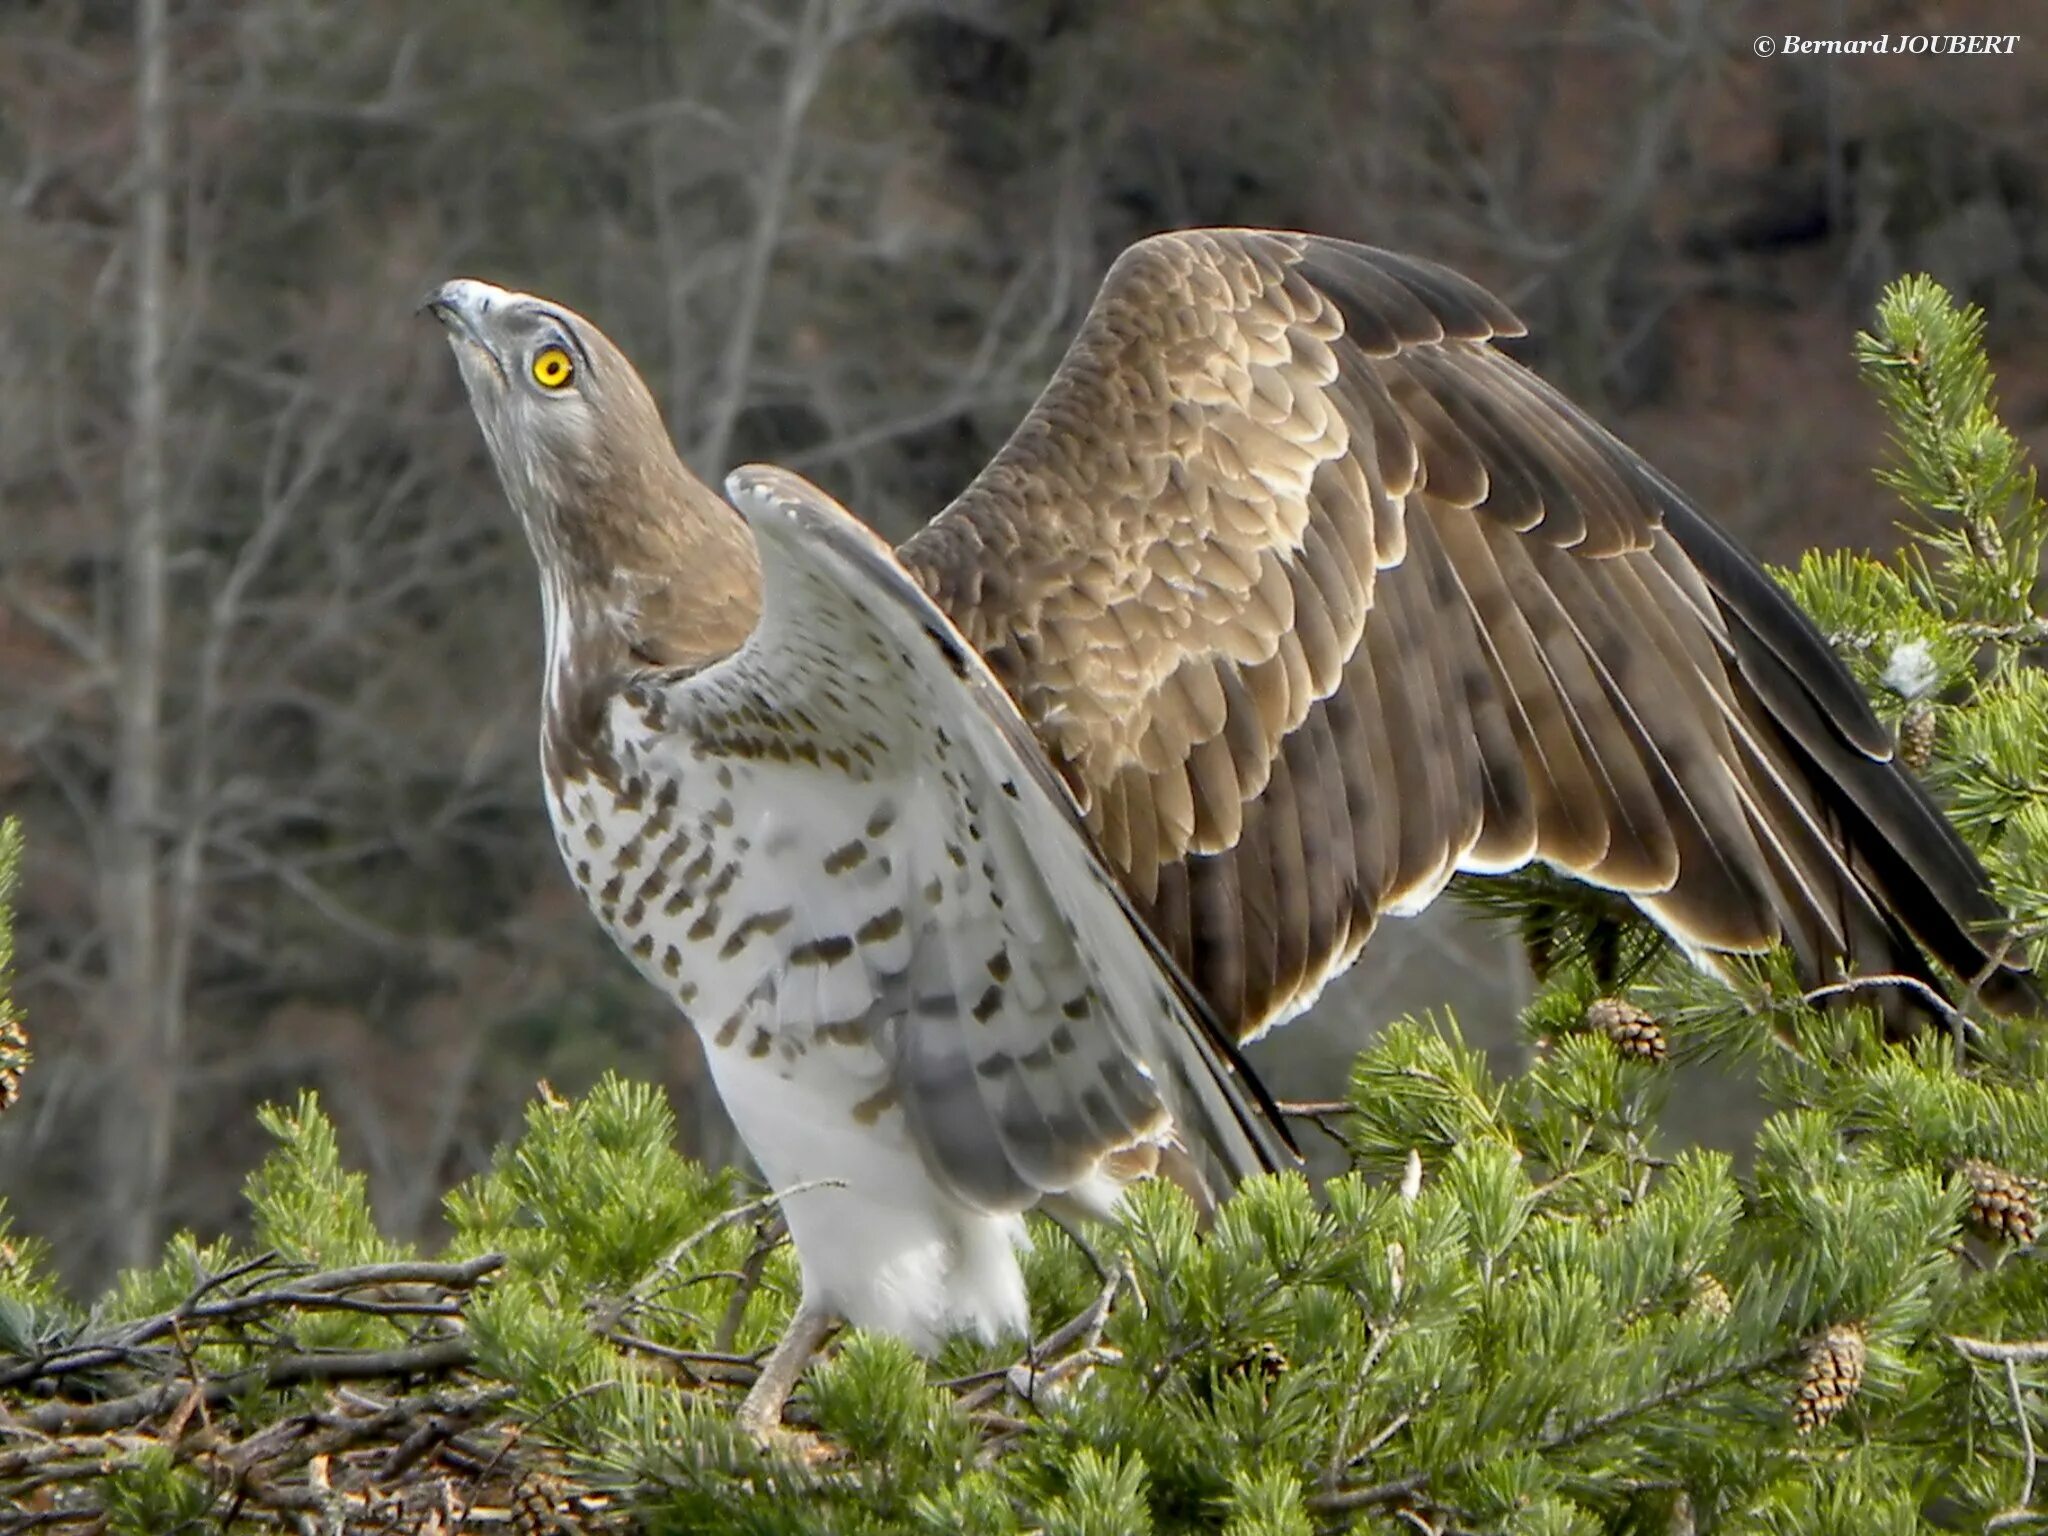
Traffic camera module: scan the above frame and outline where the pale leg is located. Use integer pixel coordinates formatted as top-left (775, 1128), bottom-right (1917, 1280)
top-left (737, 1302), bottom-right (841, 1440)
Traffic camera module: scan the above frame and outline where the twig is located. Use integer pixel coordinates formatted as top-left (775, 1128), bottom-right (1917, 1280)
top-left (713, 1216), bottom-right (783, 1354)
top-left (1279, 1099), bottom-right (1368, 1161)
top-left (956, 1261), bottom-right (1129, 1413)
top-left (1356, 1411), bottom-right (1413, 1463)
top-left (693, 0), bottom-right (835, 469)
top-left (1306, 1343), bottom-right (1801, 1514)
top-left (1956, 616), bottom-right (2048, 646)
top-left (0, 1511), bottom-right (104, 1533)
top-left (612, 1188), bottom-right (819, 1325)
top-left (0, 1254), bottom-right (502, 1389)
top-left (1801, 973), bottom-right (1983, 1052)
top-left (1952, 1337), bottom-right (2048, 1365)
top-left (12, 1338), bottom-right (477, 1435)
top-left (261, 1257), bottom-right (505, 1297)
top-left (1324, 1325), bottom-right (1397, 1489)
top-left (2011, 1357), bottom-right (2037, 1515)
top-left (187, 1249), bottom-right (291, 1305)
top-left (600, 1330), bottom-right (759, 1387)
top-left (374, 1387), bottom-right (512, 1480)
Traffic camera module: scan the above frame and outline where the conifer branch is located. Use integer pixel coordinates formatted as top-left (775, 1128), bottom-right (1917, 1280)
top-left (1305, 1342), bottom-right (1804, 1515)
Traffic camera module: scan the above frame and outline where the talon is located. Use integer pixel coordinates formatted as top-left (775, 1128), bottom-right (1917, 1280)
top-left (748, 1422), bottom-right (839, 1466)
top-left (736, 1304), bottom-right (841, 1442)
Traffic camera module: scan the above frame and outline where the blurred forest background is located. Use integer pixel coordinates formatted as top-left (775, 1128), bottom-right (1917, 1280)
top-left (1, 0), bottom-right (2043, 1290)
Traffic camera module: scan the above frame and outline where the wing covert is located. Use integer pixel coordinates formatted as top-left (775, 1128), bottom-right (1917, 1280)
top-left (710, 466), bottom-right (1293, 1212)
top-left (899, 230), bottom-right (2038, 1034)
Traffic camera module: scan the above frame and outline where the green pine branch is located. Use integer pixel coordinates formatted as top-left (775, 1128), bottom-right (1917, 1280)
top-left (1853, 274), bottom-right (2048, 635)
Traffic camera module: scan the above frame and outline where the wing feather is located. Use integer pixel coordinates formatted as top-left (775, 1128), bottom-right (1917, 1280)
top-left (900, 230), bottom-right (2038, 1031)
top-left (717, 466), bottom-right (1296, 1209)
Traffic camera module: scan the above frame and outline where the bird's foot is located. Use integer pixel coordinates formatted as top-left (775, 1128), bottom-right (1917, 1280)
top-left (741, 1417), bottom-right (839, 1466)
top-left (736, 1304), bottom-right (841, 1448)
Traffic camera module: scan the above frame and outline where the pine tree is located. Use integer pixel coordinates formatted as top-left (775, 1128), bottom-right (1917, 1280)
top-left (2, 279), bottom-right (2044, 1533)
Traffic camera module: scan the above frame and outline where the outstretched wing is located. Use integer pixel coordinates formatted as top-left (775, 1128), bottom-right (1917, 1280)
top-left (899, 230), bottom-right (2038, 1034)
top-left (692, 465), bottom-right (1292, 1217)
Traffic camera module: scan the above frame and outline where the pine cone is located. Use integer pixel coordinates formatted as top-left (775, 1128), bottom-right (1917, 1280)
top-left (1898, 703), bottom-right (1937, 772)
top-left (1961, 1159), bottom-right (2039, 1246)
top-left (1687, 1272), bottom-right (1732, 1320)
top-left (1793, 1325), bottom-right (1866, 1434)
top-left (0, 1010), bottom-right (27, 1114)
top-left (511, 1476), bottom-right (564, 1536)
top-left (1585, 997), bottom-right (1667, 1062)
top-left (1227, 1339), bottom-right (1289, 1382)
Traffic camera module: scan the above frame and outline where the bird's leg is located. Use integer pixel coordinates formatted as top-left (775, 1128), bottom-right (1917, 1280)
top-left (738, 1302), bottom-right (841, 1441)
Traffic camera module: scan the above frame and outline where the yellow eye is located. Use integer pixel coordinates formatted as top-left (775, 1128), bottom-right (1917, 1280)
top-left (531, 344), bottom-right (574, 389)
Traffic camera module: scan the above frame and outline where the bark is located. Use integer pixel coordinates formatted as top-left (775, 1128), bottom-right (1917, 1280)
top-left (692, 0), bottom-right (837, 471)
top-left (104, 0), bottom-right (173, 1271)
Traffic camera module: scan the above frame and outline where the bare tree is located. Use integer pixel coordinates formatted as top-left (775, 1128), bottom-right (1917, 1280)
top-left (0, 0), bottom-right (1104, 1278)
top-left (103, 0), bottom-right (174, 1270)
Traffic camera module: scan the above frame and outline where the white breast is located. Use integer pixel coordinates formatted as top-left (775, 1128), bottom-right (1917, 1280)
top-left (545, 723), bottom-right (1043, 1350)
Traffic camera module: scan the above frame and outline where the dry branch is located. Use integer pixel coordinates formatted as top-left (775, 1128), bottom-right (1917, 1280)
top-left (0, 1251), bottom-right (543, 1534)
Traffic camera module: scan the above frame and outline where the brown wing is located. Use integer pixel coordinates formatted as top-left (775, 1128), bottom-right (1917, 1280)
top-left (898, 230), bottom-right (2039, 1036)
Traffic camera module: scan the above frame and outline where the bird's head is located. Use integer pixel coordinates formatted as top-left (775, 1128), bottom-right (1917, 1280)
top-left (424, 278), bottom-right (669, 545)
top-left (424, 278), bottom-right (759, 670)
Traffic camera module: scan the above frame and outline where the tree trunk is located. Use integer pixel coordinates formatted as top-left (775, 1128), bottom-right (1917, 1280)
top-left (105, 0), bottom-right (173, 1272)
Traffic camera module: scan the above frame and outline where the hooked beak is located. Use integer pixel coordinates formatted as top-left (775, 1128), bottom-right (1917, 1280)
top-left (422, 278), bottom-right (509, 385)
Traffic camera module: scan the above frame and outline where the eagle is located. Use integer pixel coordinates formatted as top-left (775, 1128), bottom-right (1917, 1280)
top-left (427, 230), bottom-right (2037, 1434)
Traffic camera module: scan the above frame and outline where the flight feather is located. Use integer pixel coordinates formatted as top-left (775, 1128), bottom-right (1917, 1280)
top-left (899, 230), bottom-right (2039, 1032)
